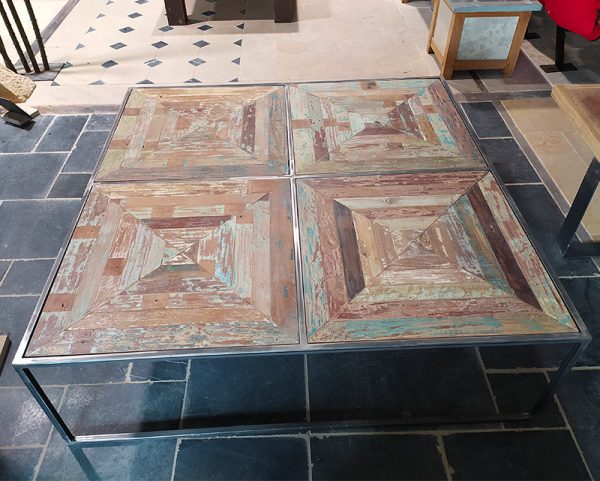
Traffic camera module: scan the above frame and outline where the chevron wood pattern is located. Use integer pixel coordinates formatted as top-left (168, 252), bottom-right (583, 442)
top-left (297, 171), bottom-right (578, 343)
top-left (289, 79), bottom-right (485, 174)
top-left (96, 86), bottom-right (289, 181)
top-left (27, 179), bottom-right (298, 356)
top-left (27, 81), bottom-right (580, 357)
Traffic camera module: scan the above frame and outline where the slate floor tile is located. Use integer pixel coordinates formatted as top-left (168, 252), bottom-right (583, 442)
top-left (173, 437), bottom-right (308, 481)
top-left (47, 173), bottom-right (90, 198)
top-left (308, 349), bottom-right (495, 421)
top-left (0, 153), bottom-right (66, 199)
top-left (479, 138), bottom-right (541, 184)
top-left (488, 373), bottom-right (564, 428)
top-left (479, 343), bottom-right (572, 369)
top-left (0, 200), bottom-right (80, 259)
top-left (507, 184), bottom-right (599, 277)
top-left (0, 296), bottom-right (39, 387)
top-left (130, 360), bottom-right (187, 382)
top-left (182, 356), bottom-right (305, 428)
top-left (0, 116), bottom-right (53, 153)
top-left (561, 278), bottom-right (600, 366)
top-left (62, 131), bottom-right (110, 173)
top-left (34, 362), bottom-right (129, 387)
top-left (36, 116), bottom-right (88, 152)
top-left (461, 102), bottom-right (512, 138)
top-left (37, 435), bottom-right (175, 481)
top-left (85, 113), bottom-right (117, 131)
top-left (60, 382), bottom-right (185, 436)
top-left (444, 430), bottom-right (590, 480)
top-left (558, 370), bottom-right (600, 480)
top-left (0, 447), bottom-right (42, 481)
top-left (0, 387), bottom-right (63, 447)
top-left (311, 435), bottom-right (446, 480)
top-left (0, 259), bottom-right (54, 295)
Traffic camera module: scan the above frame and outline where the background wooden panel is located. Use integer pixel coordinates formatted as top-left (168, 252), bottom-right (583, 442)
top-left (289, 79), bottom-right (485, 174)
top-left (297, 171), bottom-right (577, 343)
top-left (28, 180), bottom-right (298, 356)
top-left (97, 86), bottom-right (290, 181)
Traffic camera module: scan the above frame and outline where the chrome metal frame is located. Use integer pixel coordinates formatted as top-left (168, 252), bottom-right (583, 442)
top-left (12, 77), bottom-right (591, 446)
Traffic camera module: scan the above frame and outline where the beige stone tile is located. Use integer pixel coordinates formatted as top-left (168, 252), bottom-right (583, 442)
top-left (193, 61), bottom-right (240, 83)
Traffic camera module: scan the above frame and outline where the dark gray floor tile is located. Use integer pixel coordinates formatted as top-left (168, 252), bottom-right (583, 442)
top-left (130, 360), bottom-right (187, 382)
top-left (174, 437), bottom-right (308, 481)
top-left (0, 200), bottom-right (80, 259)
top-left (86, 113), bottom-right (117, 131)
top-left (0, 153), bottom-right (66, 199)
top-left (461, 102), bottom-right (512, 138)
top-left (0, 447), bottom-right (42, 481)
top-left (62, 131), bottom-right (109, 173)
top-left (182, 356), bottom-right (305, 428)
top-left (0, 115), bottom-right (53, 153)
top-left (561, 278), bottom-right (600, 366)
top-left (488, 373), bottom-right (564, 428)
top-left (0, 259), bottom-right (54, 295)
top-left (479, 138), bottom-right (541, 184)
top-left (308, 348), bottom-right (495, 421)
top-left (36, 116), bottom-right (88, 152)
top-left (507, 184), bottom-right (599, 277)
top-left (34, 362), bottom-right (129, 387)
top-left (311, 434), bottom-right (445, 480)
top-left (0, 296), bottom-right (39, 386)
top-left (0, 387), bottom-right (63, 447)
top-left (60, 381), bottom-right (185, 436)
top-left (47, 173), bottom-right (90, 198)
top-left (37, 435), bottom-right (175, 481)
top-left (559, 370), bottom-right (600, 479)
top-left (479, 343), bottom-right (572, 369)
top-left (444, 430), bottom-right (590, 480)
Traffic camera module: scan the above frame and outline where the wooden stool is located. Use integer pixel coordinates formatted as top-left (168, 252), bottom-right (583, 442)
top-left (427, 0), bottom-right (542, 78)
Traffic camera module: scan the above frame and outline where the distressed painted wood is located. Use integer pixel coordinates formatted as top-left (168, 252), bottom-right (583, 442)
top-left (97, 86), bottom-right (290, 181)
top-left (297, 171), bottom-right (578, 343)
top-left (28, 180), bottom-right (298, 356)
top-left (288, 79), bottom-right (485, 174)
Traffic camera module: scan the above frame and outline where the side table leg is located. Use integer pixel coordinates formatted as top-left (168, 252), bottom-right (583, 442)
top-left (274, 0), bottom-right (295, 23)
top-left (557, 157), bottom-right (600, 257)
top-left (165, 0), bottom-right (187, 26)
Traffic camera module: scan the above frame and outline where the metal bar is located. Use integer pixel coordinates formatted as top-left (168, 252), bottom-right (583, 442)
top-left (0, 0), bottom-right (30, 72)
top-left (530, 340), bottom-right (589, 416)
top-left (0, 32), bottom-right (16, 71)
top-left (23, 0), bottom-right (49, 70)
top-left (16, 366), bottom-right (76, 443)
top-left (5, 0), bottom-right (39, 73)
top-left (557, 157), bottom-right (600, 257)
top-left (540, 25), bottom-right (577, 73)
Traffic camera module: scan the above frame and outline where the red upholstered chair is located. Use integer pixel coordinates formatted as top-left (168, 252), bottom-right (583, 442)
top-left (538, 0), bottom-right (600, 71)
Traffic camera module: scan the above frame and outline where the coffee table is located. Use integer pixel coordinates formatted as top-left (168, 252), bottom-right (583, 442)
top-left (164, 0), bottom-right (294, 25)
top-left (552, 84), bottom-right (600, 257)
top-left (13, 78), bottom-right (590, 445)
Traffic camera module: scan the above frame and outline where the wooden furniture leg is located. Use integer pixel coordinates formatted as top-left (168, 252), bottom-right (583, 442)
top-left (274, 0), bottom-right (295, 23)
top-left (441, 13), bottom-right (464, 79)
top-left (165, 0), bottom-right (187, 26)
top-left (502, 11), bottom-right (531, 76)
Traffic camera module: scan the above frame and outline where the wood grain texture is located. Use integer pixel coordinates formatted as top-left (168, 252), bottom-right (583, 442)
top-left (297, 171), bottom-right (577, 343)
top-left (28, 180), bottom-right (298, 356)
top-left (288, 79), bottom-right (485, 174)
top-left (97, 86), bottom-right (290, 181)
top-left (552, 84), bottom-right (600, 159)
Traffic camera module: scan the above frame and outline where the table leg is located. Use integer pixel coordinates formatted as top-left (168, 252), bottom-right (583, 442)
top-left (557, 157), bottom-right (600, 257)
top-left (274, 0), bottom-right (295, 23)
top-left (165, 0), bottom-right (187, 26)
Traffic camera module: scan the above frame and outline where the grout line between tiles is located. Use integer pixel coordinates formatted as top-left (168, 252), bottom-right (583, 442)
top-left (436, 434), bottom-right (454, 481)
top-left (177, 360), bottom-right (191, 430)
top-left (476, 348), bottom-right (500, 415)
top-left (169, 438), bottom-right (182, 481)
top-left (306, 433), bottom-right (313, 481)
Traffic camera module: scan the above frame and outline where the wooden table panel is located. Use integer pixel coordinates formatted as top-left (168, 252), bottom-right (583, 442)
top-left (289, 79), bottom-right (485, 174)
top-left (297, 171), bottom-right (577, 343)
top-left (97, 86), bottom-right (290, 181)
top-left (27, 179), bottom-right (298, 356)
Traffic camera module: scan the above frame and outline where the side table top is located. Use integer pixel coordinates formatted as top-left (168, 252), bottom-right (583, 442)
top-left (445, 0), bottom-right (542, 12)
top-left (552, 84), bottom-right (600, 160)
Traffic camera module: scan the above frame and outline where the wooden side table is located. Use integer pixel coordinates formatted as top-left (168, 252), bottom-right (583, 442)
top-left (552, 84), bottom-right (600, 257)
top-left (427, 0), bottom-right (542, 78)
